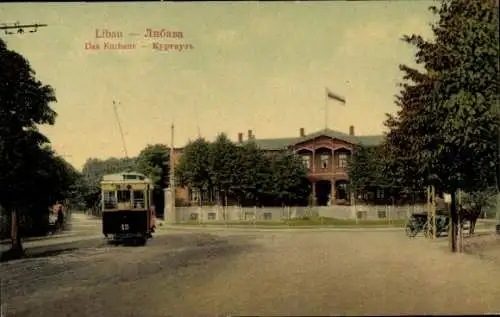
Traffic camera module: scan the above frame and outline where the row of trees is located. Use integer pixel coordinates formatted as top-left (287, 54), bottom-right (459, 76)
top-left (175, 134), bottom-right (310, 207)
top-left (79, 134), bottom-right (312, 211)
top-left (0, 38), bottom-right (82, 259)
top-left (348, 142), bottom-right (496, 217)
top-left (348, 0), bottom-right (499, 252)
top-left (81, 145), bottom-right (170, 214)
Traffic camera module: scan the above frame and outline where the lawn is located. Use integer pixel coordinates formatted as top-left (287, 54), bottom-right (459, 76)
top-left (175, 217), bottom-right (407, 228)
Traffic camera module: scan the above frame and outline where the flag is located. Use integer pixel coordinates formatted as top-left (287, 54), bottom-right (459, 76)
top-left (326, 88), bottom-right (346, 104)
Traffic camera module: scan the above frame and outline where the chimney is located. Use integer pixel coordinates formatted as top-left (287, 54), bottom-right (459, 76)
top-left (349, 125), bottom-right (355, 136)
top-left (300, 128), bottom-right (305, 137)
top-left (247, 129), bottom-right (253, 140)
top-left (238, 132), bottom-right (243, 143)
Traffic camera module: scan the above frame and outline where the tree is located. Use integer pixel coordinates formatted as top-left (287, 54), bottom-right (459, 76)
top-left (207, 133), bottom-right (240, 207)
top-left (266, 151), bottom-right (310, 206)
top-left (0, 38), bottom-right (58, 258)
top-left (136, 144), bottom-right (170, 214)
top-left (232, 141), bottom-right (270, 206)
top-left (81, 156), bottom-right (137, 210)
top-left (460, 188), bottom-right (496, 234)
top-left (348, 145), bottom-right (387, 202)
top-left (19, 147), bottom-right (80, 236)
top-left (175, 138), bottom-right (212, 203)
top-left (176, 137), bottom-right (310, 207)
top-left (384, 0), bottom-right (499, 252)
top-left (136, 144), bottom-right (170, 187)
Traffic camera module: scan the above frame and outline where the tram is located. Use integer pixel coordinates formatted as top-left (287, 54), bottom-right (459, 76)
top-left (100, 172), bottom-right (155, 245)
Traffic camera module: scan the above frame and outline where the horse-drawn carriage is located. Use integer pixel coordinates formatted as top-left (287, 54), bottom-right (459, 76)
top-left (405, 211), bottom-right (450, 238)
top-left (100, 172), bottom-right (156, 245)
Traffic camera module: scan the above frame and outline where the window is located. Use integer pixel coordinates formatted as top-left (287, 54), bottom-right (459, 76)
top-left (190, 213), bottom-right (199, 221)
top-left (103, 191), bottom-right (116, 209)
top-left (376, 189), bottom-right (384, 199)
top-left (337, 153), bottom-right (349, 168)
top-left (320, 155), bottom-right (329, 169)
top-left (133, 190), bottom-right (145, 208)
top-left (207, 212), bottom-right (216, 220)
top-left (263, 212), bottom-right (272, 220)
top-left (377, 210), bottom-right (387, 219)
top-left (356, 211), bottom-right (367, 220)
top-left (244, 212), bottom-right (255, 220)
top-left (302, 155), bottom-right (311, 169)
top-left (117, 190), bottom-right (131, 203)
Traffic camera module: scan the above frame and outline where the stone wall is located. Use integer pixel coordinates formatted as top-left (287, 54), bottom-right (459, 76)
top-left (166, 204), bottom-right (427, 222)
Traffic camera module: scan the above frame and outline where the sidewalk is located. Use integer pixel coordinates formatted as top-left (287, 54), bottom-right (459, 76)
top-left (157, 221), bottom-right (494, 233)
top-left (157, 223), bottom-right (405, 232)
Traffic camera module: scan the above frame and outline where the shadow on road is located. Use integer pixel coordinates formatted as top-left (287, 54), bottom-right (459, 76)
top-left (25, 247), bottom-right (79, 259)
top-left (2, 232), bottom-right (262, 317)
top-left (1, 246), bottom-right (80, 263)
top-left (0, 238), bottom-right (104, 263)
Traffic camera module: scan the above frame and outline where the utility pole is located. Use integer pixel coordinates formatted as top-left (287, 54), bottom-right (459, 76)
top-left (165, 124), bottom-right (176, 224)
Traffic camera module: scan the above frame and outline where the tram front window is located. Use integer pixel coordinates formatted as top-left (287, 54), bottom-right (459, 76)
top-left (117, 190), bottom-right (131, 203)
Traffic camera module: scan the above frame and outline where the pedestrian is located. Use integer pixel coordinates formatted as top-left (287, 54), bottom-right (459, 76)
top-left (56, 202), bottom-right (65, 229)
top-left (150, 205), bottom-right (156, 233)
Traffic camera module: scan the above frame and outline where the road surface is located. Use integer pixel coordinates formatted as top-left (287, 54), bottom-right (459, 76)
top-left (1, 215), bottom-right (500, 316)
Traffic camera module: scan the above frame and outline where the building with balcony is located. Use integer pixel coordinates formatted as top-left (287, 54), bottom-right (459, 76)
top-left (239, 127), bottom-right (384, 206)
top-left (172, 126), bottom-right (384, 207)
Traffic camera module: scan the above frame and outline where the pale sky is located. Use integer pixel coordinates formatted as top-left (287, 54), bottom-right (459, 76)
top-left (1, 2), bottom-right (435, 170)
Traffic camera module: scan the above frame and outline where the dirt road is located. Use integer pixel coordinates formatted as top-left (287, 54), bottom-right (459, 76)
top-left (1, 229), bottom-right (499, 316)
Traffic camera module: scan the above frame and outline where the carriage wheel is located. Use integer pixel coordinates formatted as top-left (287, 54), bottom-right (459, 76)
top-left (424, 225), bottom-right (432, 238)
top-left (405, 224), bottom-right (418, 238)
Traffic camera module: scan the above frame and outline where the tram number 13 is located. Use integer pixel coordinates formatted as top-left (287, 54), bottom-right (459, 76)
top-left (121, 224), bottom-right (129, 231)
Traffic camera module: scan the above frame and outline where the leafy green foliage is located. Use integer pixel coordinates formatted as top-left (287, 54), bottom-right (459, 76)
top-left (348, 145), bottom-right (385, 193)
top-left (136, 144), bottom-right (170, 188)
top-left (386, 0), bottom-right (499, 194)
top-left (461, 188), bottom-right (497, 217)
top-left (233, 141), bottom-right (270, 204)
top-left (175, 138), bottom-right (212, 192)
top-left (81, 157), bottom-right (137, 209)
top-left (175, 137), bottom-right (310, 206)
top-left (383, 0), bottom-right (499, 251)
top-left (208, 133), bottom-right (240, 203)
top-left (0, 39), bottom-right (81, 251)
top-left (266, 152), bottom-right (310, 206)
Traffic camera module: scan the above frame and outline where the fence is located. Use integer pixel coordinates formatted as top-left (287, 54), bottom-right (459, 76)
top-left (165, 204), bottom-right (427, 223)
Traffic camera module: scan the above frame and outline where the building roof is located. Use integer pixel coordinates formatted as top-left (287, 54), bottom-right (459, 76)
top-left (101, 172), bottom-right (151, 183)
top-left (244, 128), bottom-right (385, 150)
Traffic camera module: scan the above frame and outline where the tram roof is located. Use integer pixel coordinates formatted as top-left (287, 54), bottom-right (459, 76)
top-left (101, 172), bottom-right (152, 183)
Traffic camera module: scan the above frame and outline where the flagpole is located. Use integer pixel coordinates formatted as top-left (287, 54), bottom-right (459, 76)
top-left (324, 87), bottom-right (328, 130)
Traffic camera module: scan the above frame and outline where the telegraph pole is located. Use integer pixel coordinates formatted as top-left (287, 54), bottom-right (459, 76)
top-left (166, 124), bottom-right (176, 224)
